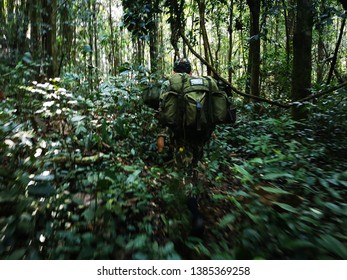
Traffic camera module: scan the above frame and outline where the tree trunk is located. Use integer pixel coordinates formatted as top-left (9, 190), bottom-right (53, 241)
top-left (197, 0), bottom-right (213, 75)
top-left (168, 0), bottom-right (181, 59)
top-left (227, 1), bottom-right (234, 85)
top-left (158, 12), bottom-right (164, 73)
top-left (59, 0), bottom-right (73, 75)
top-left (282, 0), bottom-right (295, 67)
top-left (42, 0), bottom-right (57, 78)
top-left (108, 0), bottom-right (116, 75)
top-left (291, 0), bottom-right (313, 120)
top-left (29, 0), bottom-right (40, 62)
top-left (93, 1), bottom-right (99, 71)
top-left (0, 1), bottom-right (3, 29)
top-left (316, 0), bottom-right (326, 84)
top-left (18, 1), bottom-right (30, 55)
top-left (246, 0), bottom-right (261, 98)
top-left (149, 0), bottom-right (160, 73)
top-left (326, 16), bottom-right (346, 85)
top-left (214, 13), bottom-right (221, 73)
top-left (87, 0), bottom-right (94, 90)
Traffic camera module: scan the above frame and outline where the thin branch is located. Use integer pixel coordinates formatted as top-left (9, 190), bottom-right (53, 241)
top-left (179, 29), bottom-right (347, 108)
top-left (296, 81), bottom-right (347, 103)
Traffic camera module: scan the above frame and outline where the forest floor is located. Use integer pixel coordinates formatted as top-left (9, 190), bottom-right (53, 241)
top-left (1, 78), bottom-right (347, 260)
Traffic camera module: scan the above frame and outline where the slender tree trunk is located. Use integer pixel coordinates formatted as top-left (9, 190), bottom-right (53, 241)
top-left (228, 1), bottom-right (234, 85)
top-left (0, 1), bottom-right (3, 29)
top-left (51, 0), bottom-right (57, 76)
top-left (134, 38), bottom-right (144, 67)
top-left (246, 0), bottom-right (261, 98)
top-left (215, 14), bottom-right (221, 73)
top-left (93, 1), bottom-right (99, 71)
top-left (197, 0), bottom-right (213, 75)
top-left (158, 12), bottom-right (164, 73)
top-left (169, 0), bottom-right (181, 59)
top-left (87, 0), bottom-right (93, 90)
top-left (108, 0), bottom-right (116, 75)
top-left (326, 16), bottom-right (346, 85)
top-left (149, 0), bottom-right (160, 73)
top-left (291, 0), bottom-right (313, 120)
top-left (71, 22), bottom-right (77, 71)
top-left (282, 0), bottom-right (290, 67)
top-left (316, 21), bottom-right (325, 83)
top-left (114, 28), bottom-right (120, 71)
top-left (316, 0), bottom-right (327, 84)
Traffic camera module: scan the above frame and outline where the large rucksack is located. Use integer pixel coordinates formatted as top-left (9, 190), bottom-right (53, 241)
top-left (159, 73), bottom-right (235, 144)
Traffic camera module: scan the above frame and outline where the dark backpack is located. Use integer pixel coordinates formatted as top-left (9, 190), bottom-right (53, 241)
top-left (159, 73), bottom-right (235, 144)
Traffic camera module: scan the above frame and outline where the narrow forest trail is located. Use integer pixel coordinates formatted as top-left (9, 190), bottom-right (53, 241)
top-left (143, 154), bottom-right (244, 259)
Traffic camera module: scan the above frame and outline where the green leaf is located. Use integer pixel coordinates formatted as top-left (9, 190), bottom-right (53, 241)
top-left (126, 234), bottom-right (147, 250)
top-left (71, 115), bottom-right (86, 123)
top-left (319, 178), bottom-right (330, 188)
top-left (282, 239), bottom-right (315, 250)
top-left (249, 158), bottom-right (263, 164)
top-left (263, 172), bottom-right (294, 180)
top-left (133, 252), bottom-right (148, 260)
top-left (272, 202), bottom-right (298, 213)
top-left (299, 216), bottom-right (320, 226)
top-left (260, 186), bottom-right (290, 195)
top-left (126, 170), bottom-right (141, 184)
top-left (212, 194), bottom-right (227, 200)
top-left (317, 235), bottom-right (347, 259)
top-left (82, 207), bottom-right (95, 222)
top-left (22, 52), bottom-right (32, 64)
top-left (325, 202), bottom-right (344, 215)
top-left (219, 214), bottom-right (236, 228)
top-left (229, 197), bottom-right (259, 223)
top-left (123, 165), bottom-right (137, 172)
top-left (191, 242), bottom-right (211, 257)
top-left (101, 119), bottom-right (111, 144)
top-left (232, 164), bottom-right (254, 183)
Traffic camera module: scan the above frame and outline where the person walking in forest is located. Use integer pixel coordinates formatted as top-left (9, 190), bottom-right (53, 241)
top-left (156, 57), bottom-right (233, 236)
top-left (157, 58), bottom-right (206, 235)
top-left (157, 58), bottom-right (215, 169)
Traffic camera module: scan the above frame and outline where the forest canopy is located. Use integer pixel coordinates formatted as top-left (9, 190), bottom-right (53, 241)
top-left (0, 0), bottom-right (347, 260)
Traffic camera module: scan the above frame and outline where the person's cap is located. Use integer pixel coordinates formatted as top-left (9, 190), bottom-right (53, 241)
top-left (173, 58), bottom-right (192, 74)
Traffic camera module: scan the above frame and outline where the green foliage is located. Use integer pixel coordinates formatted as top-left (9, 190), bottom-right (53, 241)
top-left (205, 94), bottom-right (347, 259)
top-left (1, 67), bottom-right (347, 259)
top-left (0, 67), bottom-right (190, 259)
top-left (122, 0), bottom-right (159, 39)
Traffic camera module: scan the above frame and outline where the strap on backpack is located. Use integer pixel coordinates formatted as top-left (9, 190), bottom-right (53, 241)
top-left (196, 100), bottom-right (202, 131)
top-left (179, 74), bottom-right (187, 141)
top-left (206, 77), bottom-right (214, 125)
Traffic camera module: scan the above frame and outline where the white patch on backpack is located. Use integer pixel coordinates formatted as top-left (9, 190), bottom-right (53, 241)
top-left (190, 78), bottom-right (204, 86)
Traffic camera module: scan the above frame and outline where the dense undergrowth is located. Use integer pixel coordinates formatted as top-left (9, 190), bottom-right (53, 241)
top-left (1, 69), bottom-right (347, 260)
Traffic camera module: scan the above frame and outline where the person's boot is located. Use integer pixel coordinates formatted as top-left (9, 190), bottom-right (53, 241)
top-left (187, 196), bottom-right (205, 237)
